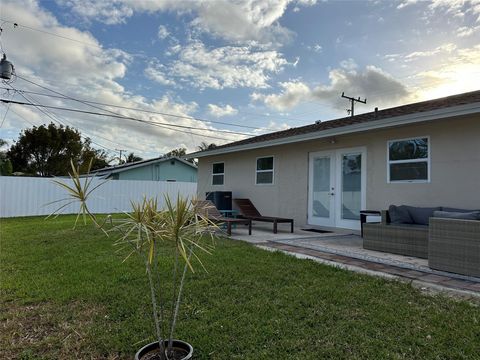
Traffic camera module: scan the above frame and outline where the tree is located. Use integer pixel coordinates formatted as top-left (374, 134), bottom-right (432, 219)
top-left (79, 138), bottom-right (110, 173)
top-left (0, 139), bottom-right (12, 176)
top-left (7, 123), bottom-right (110, 176)
top-left (197, 142), bottom-right (217, 151)
top-left (162, 147), bottom-right (197, 164)
top-left (163, 147), bottom-right (187, 158)
top-left (124, 152), bottom-right (143, 164)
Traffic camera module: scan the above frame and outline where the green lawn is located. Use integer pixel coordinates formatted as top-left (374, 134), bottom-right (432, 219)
top-left (1, 216), bottom-right (479, 359)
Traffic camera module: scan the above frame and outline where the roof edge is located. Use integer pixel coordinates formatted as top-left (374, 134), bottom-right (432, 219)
top-left (190, 101), bottom-right (480, 158)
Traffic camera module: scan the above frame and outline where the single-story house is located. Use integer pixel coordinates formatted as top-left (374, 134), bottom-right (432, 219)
top-left (191, 90), bottom-right (480, 231)
top-left (90, 156), bottom-right (197, 182)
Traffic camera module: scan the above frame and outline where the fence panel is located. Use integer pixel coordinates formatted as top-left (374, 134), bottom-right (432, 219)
top-left (0, 176), bottom-right (197, 218)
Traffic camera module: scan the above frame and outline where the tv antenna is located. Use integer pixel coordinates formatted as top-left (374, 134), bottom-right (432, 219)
top-left (341, 92), bottom-right (366, 117)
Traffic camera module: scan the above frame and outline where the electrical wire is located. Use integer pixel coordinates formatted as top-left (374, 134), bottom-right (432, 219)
top-left (15, 91), bottom-right (116, 153)
top-left (7, 82), bottom-right (262, 130)
top-left (0, 97), bottom-right (241, 142)
top-left (15, 75), bottom-right (254, 138)
top-left (0, 18), bottom-right (102, 50)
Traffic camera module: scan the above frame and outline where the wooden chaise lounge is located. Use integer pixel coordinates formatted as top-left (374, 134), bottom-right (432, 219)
top-left (233, 198), bottom-right (294, 234)
top-left (195, 200), bottom-right (252, 236)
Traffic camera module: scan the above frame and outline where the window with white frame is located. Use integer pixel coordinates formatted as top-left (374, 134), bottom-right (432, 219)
top-left (388, 137), bottom-right (429, 182)
top-left (256, 156), bottom-right (274, 184)
top-left (212, 162), bottom-right (224, 185)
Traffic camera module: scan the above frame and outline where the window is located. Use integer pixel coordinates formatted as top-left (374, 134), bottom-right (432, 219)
top-left (256, 156), bottom-right (274, 184)
top-left (212, 162), bottom-right (224, 185)
top-left (388, 137), bottom-right (429, 182)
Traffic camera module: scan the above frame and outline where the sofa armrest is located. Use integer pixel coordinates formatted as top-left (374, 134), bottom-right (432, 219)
top-left (381, 210), bottom-right (390, 225)
top-left (429, 217), bottom-right (480, 277)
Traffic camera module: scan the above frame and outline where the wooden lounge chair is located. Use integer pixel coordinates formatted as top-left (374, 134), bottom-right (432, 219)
top-left (194, 200), bottom-right (252, 236)
top-left (234, 198), bottom-right (294, 234)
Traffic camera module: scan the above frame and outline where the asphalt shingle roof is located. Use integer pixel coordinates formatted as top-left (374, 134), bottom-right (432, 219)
top-left (211, 90), bottom-right (480, 152)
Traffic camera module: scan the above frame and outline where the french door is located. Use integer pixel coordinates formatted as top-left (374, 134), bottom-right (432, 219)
top-left (307, 147), bottom-right (366, 230)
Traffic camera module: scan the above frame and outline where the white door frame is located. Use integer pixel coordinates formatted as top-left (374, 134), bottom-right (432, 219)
top-left (307, 150), bottom-right (336, 227)
top-left (308, 147), bottom-right (366, 230)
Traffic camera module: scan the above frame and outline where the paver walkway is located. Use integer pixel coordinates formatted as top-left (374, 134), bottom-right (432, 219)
top-left (261, 240), bottom-right (480, 297)
top-left (229, 223), bottom-right (480, 298)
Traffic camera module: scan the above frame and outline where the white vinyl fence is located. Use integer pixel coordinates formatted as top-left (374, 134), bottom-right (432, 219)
top-left (0, 176), bottom-right (197, 218)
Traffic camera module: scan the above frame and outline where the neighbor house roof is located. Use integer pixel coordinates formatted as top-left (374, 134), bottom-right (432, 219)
top-left (191, 90), bottom-right (480, 158)
top-left (90, 156), bottom-right (197, 177)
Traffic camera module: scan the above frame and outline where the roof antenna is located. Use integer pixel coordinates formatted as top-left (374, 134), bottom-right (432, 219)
top-left (341, 92), bottom-right (366, 117)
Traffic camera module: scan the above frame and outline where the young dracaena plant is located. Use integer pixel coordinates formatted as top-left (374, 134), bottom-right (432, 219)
top-left (46, 158), bottom-right (108, 232)
top-left (48, 159), bottom-right (220, 360)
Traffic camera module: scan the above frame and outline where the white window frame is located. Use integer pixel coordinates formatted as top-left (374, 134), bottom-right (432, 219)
top-left (387, 136), bottom-right (430, 183)
top-left (212, 162), bottom-right (225, 186)
top-left (255, 156), bottom-right (274, 185)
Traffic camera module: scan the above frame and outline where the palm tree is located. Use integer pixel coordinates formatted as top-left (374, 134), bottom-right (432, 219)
top-left (197, 142), bottom-right (217, 151)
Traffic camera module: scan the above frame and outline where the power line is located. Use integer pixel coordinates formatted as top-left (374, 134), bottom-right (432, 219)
top-left (7, 82), bottom-right (262, 131)
top-left (15, 75), bottom-right (254, 138)
top-left (21, 90), bottom-right (149, 152)
top-left (0, 18), bottom-right (103, 50)
top-left (14, 91), bottom-right (116, 153)
top-left (0, 97), bottom-right (239, 142)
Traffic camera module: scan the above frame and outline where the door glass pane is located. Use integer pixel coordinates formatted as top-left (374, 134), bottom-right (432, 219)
top-left (312, 157), bottom-right (330, 218)
top-left (342, 153), bottom-right (361, 220)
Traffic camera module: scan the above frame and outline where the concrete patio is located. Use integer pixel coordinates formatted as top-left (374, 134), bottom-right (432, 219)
top-left (226, 223), bottom-right (480, 299)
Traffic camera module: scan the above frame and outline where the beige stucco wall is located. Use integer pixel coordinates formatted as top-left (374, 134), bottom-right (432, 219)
top-left (197, 114), bottom-right (480, 227)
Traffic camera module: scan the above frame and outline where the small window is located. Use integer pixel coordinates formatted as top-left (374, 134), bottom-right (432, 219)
top-left (388, 137), bottom-right (429, 182)
top-left (212, 162), bottom-right (224, 185)
top-left (256, 156), bottom-right (274, 184)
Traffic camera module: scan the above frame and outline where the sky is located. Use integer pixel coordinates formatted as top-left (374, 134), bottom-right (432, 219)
top-left (0, 0), bottom-right (479, 161)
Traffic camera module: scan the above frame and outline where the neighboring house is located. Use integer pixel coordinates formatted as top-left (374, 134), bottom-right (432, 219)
top-left (192, 90), bottom-right (480, 231)
top-left (90, 156), bottom-right (197, 182)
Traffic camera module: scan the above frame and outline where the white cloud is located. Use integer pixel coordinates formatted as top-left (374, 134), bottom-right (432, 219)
top-left (56, 0), bottom-right (318, 46)
top-left (404, 43), bottom-right (457, 61)
top-left (411, 44), bottom-right (480, 99)
top-left (252, 65), bottom-right (411, 112)
top-left (146, 41), bottom-right (291, 90)
top-left (207, 104), bottom-right (238, 117)
top-left (307, 44), bottom-right (322, 53)
top-left (157, 25), bottom-right (170, 40)
top-left (251, 81), bottom-right (311, 111)
top-left (397, 0), bottom-right (419, 10)
top-left (144, 62), bottom-right (175, 86)
top-left (397, 1), bottom-right (480, 22)
top-left (1, 0), bottom-right (240, 157)
top-left (340, 58), bottom-right (358, 71)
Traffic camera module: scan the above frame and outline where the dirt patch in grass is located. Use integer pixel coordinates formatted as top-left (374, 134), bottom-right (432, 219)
top-left (0, 300), bottom-right (121, 359)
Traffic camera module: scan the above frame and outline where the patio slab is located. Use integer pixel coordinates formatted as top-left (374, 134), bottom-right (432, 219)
top-left (228, 225), bottom-right (480, 299)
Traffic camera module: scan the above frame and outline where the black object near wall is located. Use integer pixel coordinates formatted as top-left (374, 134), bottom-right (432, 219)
top-left (206, 191), bottom-right (232, 211)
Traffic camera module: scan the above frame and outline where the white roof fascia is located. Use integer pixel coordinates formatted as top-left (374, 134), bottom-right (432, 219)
top-left (192, 102), bottom-right (480, 158)
top-left (94, 157), bottom-right (197, 175)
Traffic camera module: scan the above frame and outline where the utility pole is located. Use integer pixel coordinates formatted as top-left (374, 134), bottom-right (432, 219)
top-left (115, 148), bottom-right (126, 164)
top-left (341, 92), bottom-right (366, 117)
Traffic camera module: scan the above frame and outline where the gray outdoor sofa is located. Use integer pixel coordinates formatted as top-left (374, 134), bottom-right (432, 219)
top-left (363, 205), bottom-right (480, 277)
top-left (429, 217), bottom-right (480, 277)
top-left (363, 209), bottom-right (429, 258)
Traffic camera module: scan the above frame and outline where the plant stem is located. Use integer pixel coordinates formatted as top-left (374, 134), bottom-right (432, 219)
top-left (146, 261), bottom-right (165, 360)
top-left (168, 246), bottom-right (193, 354)
top-left (167, 247), bottom-right (179, 351)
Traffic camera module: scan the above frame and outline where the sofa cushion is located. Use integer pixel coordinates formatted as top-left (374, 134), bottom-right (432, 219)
top-left (433, 210), bottom-right (480, 220)
top-left (388, 205), bottom-right (413, 224)
top-left (442, 207), bottom-right (479, 213)
top-left (405, 206), bottom-right (441, 225)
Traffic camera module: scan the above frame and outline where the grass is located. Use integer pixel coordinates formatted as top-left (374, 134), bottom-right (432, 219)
top-left (1, 215), bottom-right (479, 359)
